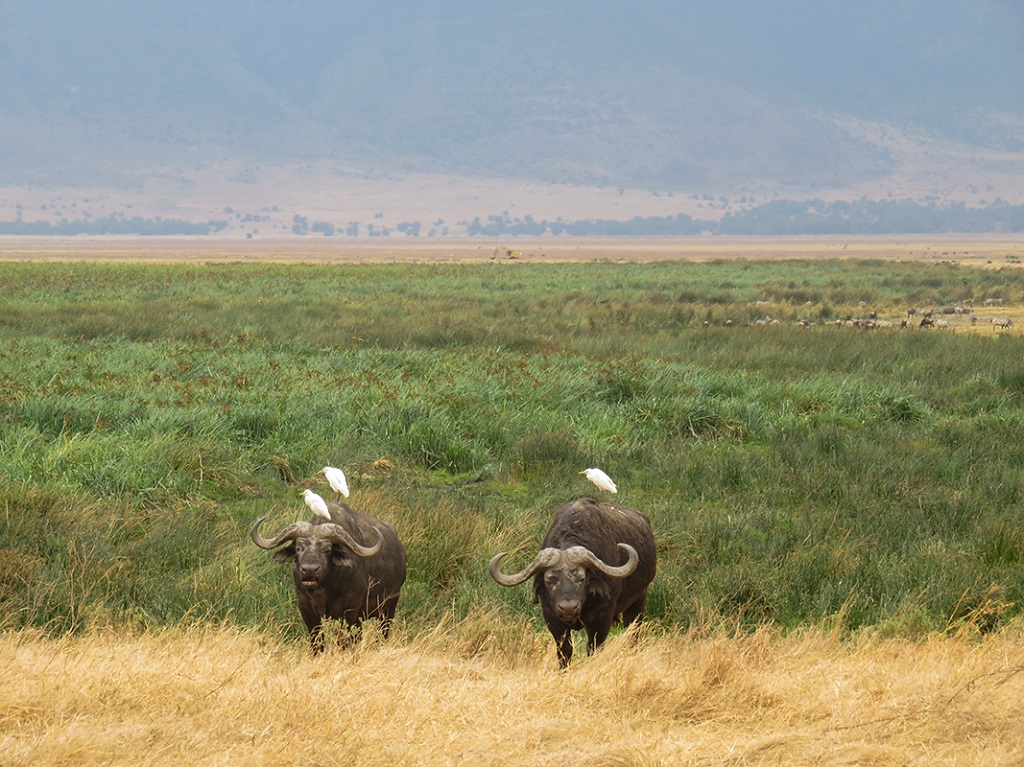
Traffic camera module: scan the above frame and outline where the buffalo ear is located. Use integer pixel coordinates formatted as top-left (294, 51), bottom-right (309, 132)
top-left (272, 544), bottom-right (297, 564)
top-left (587, 577), bottom-right (612, 600)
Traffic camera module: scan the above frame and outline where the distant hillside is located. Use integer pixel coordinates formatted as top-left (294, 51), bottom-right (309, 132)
top-left (1, 1), bottom-right (1022, 225)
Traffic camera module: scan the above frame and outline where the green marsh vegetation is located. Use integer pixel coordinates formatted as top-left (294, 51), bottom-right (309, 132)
top-left (3, 258), bottom-right (1024, 644)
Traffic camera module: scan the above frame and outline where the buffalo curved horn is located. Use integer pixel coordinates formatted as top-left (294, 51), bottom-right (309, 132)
top-left (488, 548), bottom-right (564, 587)
top-left (250, 517), bottom-right (384, 557)
top-left (250, 517), bottom-right (313, 549)
top-left (319, 523), bottom-right (384, 557)
top-left (565, 543), bottom-right (639, 578)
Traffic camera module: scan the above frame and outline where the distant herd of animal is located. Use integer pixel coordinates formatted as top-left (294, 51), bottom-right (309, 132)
top-left (250, 466), bottom-right (655, 667)
top-left (702, 301), bottom-right (1015, 330)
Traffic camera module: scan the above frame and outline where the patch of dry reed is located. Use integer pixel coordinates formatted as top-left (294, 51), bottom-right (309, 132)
top-left (2, 624), bottom-right (1023, 766)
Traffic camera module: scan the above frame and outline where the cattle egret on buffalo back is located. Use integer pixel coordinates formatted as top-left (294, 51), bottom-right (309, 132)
top-left (302, 489), bottom-right (332, 520)
top-left (321, 466), bottom-right (350, 498)
top-left (580, 467), bottom-right (617, 494)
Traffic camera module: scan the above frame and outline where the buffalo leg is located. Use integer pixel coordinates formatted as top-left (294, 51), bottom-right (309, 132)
top-left (309, 623), bottom-right (325, 654)
top-left (554, 629), bottom-right (574, 668)
top-left (586, 627), bottom-right (610, 655)
top-left (377, 596), bottom-right (399, 639)
top-left (619, 590), bottom-right (647, 629)
top-left (585, 613), bottom-right (616, 656)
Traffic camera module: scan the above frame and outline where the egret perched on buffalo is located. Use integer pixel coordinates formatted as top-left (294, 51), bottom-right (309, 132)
top-left (321, 465), bottom-right (350, 498)
top-left (580, 467), bottom-right (617, 494)
top-left (302, 488), bottom-right (332, 520)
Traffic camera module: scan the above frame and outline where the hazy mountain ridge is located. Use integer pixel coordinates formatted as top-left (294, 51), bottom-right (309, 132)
top-left (1, 2), bottom-right (1021, 227)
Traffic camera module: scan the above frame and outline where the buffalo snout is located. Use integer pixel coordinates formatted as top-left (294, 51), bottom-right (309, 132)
top-left (555, 598), bottom-right (581, 622)
top-left (298, 562), bottom-right (322, 588)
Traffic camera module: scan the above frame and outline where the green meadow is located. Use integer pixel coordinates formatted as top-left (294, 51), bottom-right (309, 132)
top-left (3, 258), bottom-right (1024, 644)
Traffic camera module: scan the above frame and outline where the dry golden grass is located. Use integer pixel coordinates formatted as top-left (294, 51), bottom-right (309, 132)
top-left (3, 623), bottom-right (1023, 766)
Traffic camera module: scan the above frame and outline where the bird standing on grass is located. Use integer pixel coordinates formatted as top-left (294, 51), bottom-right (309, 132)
top-left (302, 488), bottom-right (332, 521)
top-left (321, 465), bottom-right (350, 498)
top-left (580, 467), bottom-right (617, 494)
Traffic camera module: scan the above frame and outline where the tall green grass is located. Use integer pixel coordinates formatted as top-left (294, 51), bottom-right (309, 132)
top-left (2, 259), bottom-right (1024, 642)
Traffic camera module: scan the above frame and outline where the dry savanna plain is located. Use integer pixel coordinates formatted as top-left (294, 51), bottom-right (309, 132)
top-left (4, 236), bottom-right (1024, 766)
top-left (1, 233), bottom-right (1022, 266)
top-left (4, 624), bottom-right (1024, 767)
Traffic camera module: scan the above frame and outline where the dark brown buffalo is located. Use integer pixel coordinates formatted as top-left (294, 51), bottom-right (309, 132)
top-left (251, 501), bottom-right (406, 653)
top-left (489, 497), bottom-right (656, 667)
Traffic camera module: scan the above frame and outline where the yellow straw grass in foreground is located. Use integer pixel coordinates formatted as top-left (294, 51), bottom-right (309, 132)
top-left (2, 624), bottom-right (1023, 766)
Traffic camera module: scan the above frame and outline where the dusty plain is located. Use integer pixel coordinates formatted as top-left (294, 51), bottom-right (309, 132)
top-left (0, 234), bottom-right (1022, 265)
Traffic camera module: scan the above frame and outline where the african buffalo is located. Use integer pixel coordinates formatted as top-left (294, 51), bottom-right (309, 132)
top-left (489, 497), bottom-right (656, 667)
top-left (251, 501), bottom-right (406, 653)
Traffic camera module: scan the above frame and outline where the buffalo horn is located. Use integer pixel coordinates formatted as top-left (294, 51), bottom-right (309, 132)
top-left (250, 517), bottom-right (311, 549)
top-left (320, 523), bottom-right (384, 557)
top-left (565, 543), bottom-right (639, 578)
top-left (250, 517), bottom-right (384, 556)
top-left (488, 548), bottom-right (564, 587)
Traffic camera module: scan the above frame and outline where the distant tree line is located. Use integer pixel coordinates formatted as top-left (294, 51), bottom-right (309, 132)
top-left (0, 214), bottom-right (228, 236)
top-left (716, 198), bottom-right (1024, 235)
top-left (462, 199), bottom-right (1024, 237)
top-left (6, 197), bottom-right (1022, 238)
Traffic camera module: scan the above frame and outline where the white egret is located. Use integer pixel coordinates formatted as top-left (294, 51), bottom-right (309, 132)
top-left (321, 465), bottom-right (350, 498)
top-left (302, 488), bottom-right (332, 520)
top-left (580, 467), bottom-right (617, 494)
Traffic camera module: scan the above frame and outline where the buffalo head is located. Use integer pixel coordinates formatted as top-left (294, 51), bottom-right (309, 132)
top-left (489, 543), bottom-right (638, 623)
top-left (250, 517), bottom-right (384, 590)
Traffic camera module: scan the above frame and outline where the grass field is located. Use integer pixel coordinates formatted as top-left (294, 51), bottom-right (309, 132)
top-left (4, 626), bottom-right (1024, 766)
top-left (3, 238), bottom-right (1024, 764)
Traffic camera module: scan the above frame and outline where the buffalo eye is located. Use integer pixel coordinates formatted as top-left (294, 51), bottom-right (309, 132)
top-left (330, 545), bottom-right (355, 567)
